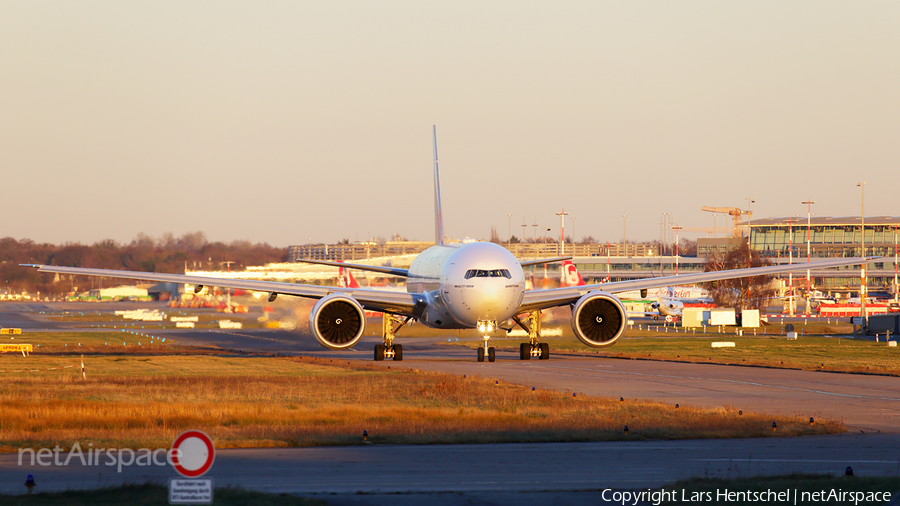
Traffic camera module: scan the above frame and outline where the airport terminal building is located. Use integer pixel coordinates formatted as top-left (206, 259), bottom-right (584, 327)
top-left (288, 216), bottom-right (898, 296)
top-left (748, 217), bottom-right (899, 294)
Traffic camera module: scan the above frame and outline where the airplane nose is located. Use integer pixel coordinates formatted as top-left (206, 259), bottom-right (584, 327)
top-left (457, 281), bottom-right (507, 322)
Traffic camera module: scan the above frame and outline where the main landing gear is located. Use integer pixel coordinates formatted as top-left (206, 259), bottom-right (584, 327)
top-left (374, 313), bottom-right (410, 361)
top-left (512, 310), bottom-right (550, 360)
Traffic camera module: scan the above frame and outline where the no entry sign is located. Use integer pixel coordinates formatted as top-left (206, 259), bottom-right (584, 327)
top-left (171, 430), bottom-right (215, 478)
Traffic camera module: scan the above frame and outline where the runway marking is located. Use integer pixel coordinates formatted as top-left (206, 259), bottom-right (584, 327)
top-left (694, 459), bottom-right (899, 464)
top-left (209, 330), bottom-right (291, 344)
top-left (525, 363), bottom-right (900, 402)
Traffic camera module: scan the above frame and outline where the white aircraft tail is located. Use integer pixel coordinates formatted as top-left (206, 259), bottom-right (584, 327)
top-left (432, 125), bottom-right (445, 245)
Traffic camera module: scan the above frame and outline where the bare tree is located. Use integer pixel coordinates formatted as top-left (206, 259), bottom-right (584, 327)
top-left (701, 242), bottom-right (774, 310)
top-left (489, 226), bottom-right (501, 244)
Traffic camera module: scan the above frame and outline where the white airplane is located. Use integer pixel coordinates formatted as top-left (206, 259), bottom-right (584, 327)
top-left (22, 127), bottom-right (876, 363)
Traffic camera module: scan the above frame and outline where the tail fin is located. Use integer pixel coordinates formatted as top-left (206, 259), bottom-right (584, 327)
top-left (560, 260), bottom-right (586, 287)
top-left (433, 125), bottom-right (445, 245)
top-left (337, 261), bottom-right (360, 288)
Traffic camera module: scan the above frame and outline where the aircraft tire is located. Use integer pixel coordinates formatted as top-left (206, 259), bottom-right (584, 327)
top-left (488, 347), bottom-right (495, 362)
top-left (539, 342), bottom-right (550, 360)
top-left (519, 343), bottom-right (530, 360)
top-left (392, 344), bottom-right (403, 361)
top-left (477, 347), bottom-right (485, 362)
top-left (374, 344), bottom-right (385, 361)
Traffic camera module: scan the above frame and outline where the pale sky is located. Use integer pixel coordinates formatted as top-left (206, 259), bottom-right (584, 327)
top-left (3, 1), bottom-right (898, 247)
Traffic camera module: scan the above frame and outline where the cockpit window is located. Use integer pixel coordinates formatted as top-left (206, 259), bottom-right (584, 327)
top-left (464, 269), bottom-right (511, 279)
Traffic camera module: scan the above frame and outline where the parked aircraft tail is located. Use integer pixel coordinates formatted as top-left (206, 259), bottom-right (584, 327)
top-left (561, 260), bottom-right (586, 287)
top-left (337, 261), bottom-right (361, 288)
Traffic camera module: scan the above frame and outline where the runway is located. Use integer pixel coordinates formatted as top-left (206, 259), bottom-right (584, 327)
top-left (2, 302), bottom-right (899, 502)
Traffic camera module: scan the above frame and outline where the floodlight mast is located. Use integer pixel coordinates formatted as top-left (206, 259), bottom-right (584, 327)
top-left (802, 200), bottom-right (815, 314)
top-left (858, 182), bottom-right (867, 329)
top-left (556, 209), bottom-right (569, 256)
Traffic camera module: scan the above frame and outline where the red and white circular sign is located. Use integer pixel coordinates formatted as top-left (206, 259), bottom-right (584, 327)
top-left (171, 430), bottom-right (215, 477)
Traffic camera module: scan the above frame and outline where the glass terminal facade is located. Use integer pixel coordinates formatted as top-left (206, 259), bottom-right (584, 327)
top-left (749, 217), bottom-right (900, 292)
top-left (750, 217), bottom-right (900, 259)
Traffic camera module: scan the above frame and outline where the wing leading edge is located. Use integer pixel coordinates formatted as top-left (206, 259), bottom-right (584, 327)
top-left (519, 256), bottom-right (879, 313)
top-left (294, 258), bottom-right (409, 277)
top-left (20, 264), bottom-right (421, 316)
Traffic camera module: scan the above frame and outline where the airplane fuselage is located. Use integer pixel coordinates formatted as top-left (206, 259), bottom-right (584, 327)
top-left (407, 242), bottom-right (526, 329)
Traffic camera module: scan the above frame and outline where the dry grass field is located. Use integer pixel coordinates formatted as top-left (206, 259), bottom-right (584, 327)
top-left (0, 352), bottom-right (841, 452)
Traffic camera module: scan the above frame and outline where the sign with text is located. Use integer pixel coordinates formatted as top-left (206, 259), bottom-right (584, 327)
top-left (169, 478), bottom-right (213, 504)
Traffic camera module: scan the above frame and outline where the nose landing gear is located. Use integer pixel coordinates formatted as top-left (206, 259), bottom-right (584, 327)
top-left (512, 310), bottom-right (549, 360)
top-left (477, 336), bottom-right (496, 362)
top-left (476, 320), bottom-right (497, 362)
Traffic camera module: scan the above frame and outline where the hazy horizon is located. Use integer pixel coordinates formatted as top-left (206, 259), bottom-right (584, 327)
top-left (3, 2), bottom-right (898, 248)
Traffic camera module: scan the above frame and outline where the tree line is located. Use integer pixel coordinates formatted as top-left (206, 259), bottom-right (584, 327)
top-left (1, 232), bottom-right (288, 297)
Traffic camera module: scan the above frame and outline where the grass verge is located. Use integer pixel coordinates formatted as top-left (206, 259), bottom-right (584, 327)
top-left (658, 474), bottom-right (900, 505)
top-left (0, 353), bottom-right (842, 452)
top-left (452, 322), bottom-right (900, 376)
top-left (0, 483), bottom-right (323, 505)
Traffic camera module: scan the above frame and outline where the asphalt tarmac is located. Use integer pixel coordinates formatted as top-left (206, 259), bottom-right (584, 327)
top-left (2, 302), bottom-right (899, 504)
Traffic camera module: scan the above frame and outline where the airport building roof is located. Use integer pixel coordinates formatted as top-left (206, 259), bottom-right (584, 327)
top-left (749, 217), bottom-right (900, 227)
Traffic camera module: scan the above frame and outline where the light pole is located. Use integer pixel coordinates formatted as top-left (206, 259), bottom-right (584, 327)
top-left (664, 213), bottom-right (671, 255)
top-left (507, 214), bottom-right (512, 244)
top-left (802, 200), bottom-right (815, 314)
top-left (745, 198), bottom-right (755, 238)
top-left (858, 182), bottom-right (867, 328)
top-left (622, 215), bottom-right (627, 255)
top-left (556, 209), bottom-right (569, 256)
top-left (895, 225), bottom-right (898, 303)
top-left (571, 216), bottom-right (576, 257)
top-left (659, 215), bottom-right (665, 259)
top-left (672, 225), bottom-right (683, 275)
top-left (787, 218), bottom-right (795, 317)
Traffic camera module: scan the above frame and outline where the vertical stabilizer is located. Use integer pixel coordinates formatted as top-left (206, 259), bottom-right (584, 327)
top-left (433, 125), bottom-right (445, 245)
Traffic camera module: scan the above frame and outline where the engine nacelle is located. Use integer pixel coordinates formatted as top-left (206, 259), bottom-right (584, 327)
top-left (570, 291), bottom-right (627, 347)
top-left (309, 293), bottom-right (366, 349)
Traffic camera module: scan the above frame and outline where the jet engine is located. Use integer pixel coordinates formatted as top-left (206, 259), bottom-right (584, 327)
top-left (570, 291), bottom-right (627, 347)
top-left (309, 293), bottom-right (366, 349)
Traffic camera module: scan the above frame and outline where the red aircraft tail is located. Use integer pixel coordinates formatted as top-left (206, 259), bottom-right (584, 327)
top-left (560, 260), bottom-right (586, 287)
top-left (337, 261), bottom-right (361, 288)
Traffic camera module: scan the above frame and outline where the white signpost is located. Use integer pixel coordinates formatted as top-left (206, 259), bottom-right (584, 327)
top-left (169, 430), bottom-right (215, 504)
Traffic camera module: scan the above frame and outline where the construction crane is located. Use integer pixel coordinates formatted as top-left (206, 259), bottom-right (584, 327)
top-left (701, 206), bottom-right (751, 237)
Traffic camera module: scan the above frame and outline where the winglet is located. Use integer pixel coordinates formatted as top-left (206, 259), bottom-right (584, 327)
top-left (433, 125), bottom-right (445, 245)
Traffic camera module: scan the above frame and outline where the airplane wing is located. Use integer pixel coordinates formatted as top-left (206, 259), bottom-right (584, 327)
top-left (294, 258), bottom-right (409, 277)
top-left (519, 256), bottom-right (572, 267)
top-left (518, 256), bottom-right (878, 313)
top-left (20, 264), bottom-right (421, 316)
